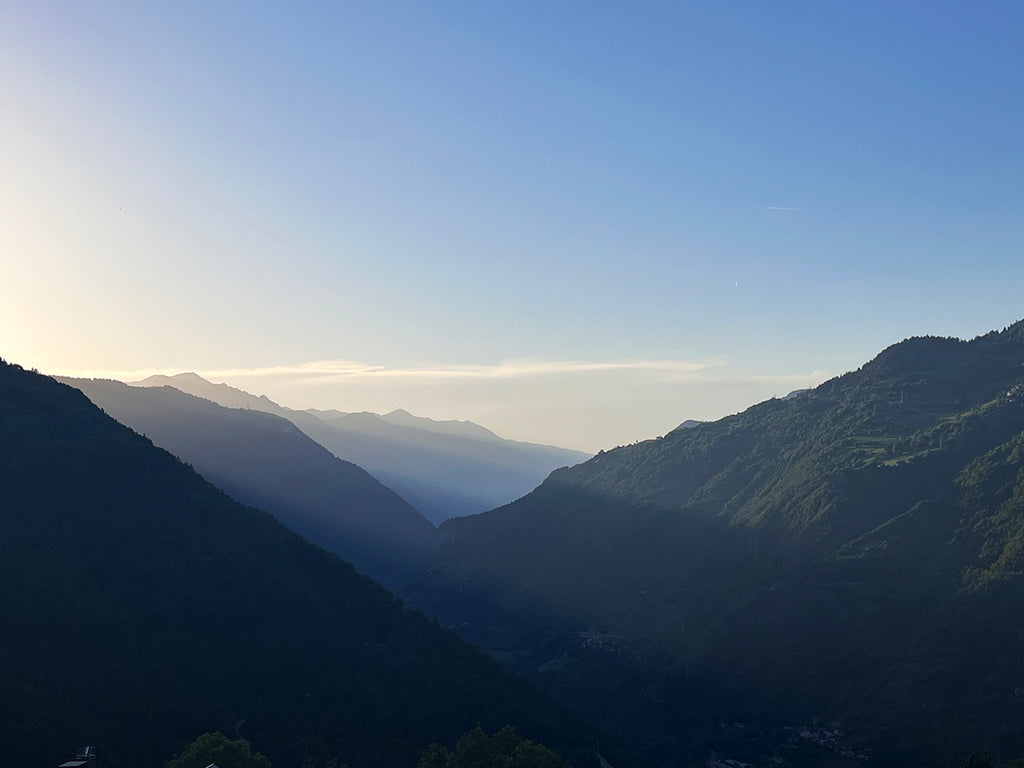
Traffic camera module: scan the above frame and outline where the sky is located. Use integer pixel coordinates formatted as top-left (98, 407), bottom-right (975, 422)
top-left (1, 2), bottom-right (1022, 451)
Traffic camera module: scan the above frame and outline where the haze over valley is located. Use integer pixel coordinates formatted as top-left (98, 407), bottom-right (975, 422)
top-left (4, 4), bottom-right (1024, 768)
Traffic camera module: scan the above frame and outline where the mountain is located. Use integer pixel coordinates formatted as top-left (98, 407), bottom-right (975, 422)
top-left (380, 408), bottom-right (500, 441)
top-left (57, 377), bottom-right (434, 586)
top-left (0, 360), bottom-right (610, 768)
top-left (136, 372), bottom-right (284, 411)
top-left (133, 373), bottom-right (590, 524)
top-left (303, 410), bottom-right (591, 525)
top-left (673, 419), bottom-right (703, 431)
top-left (404, 320), bottom-right (1024, 767)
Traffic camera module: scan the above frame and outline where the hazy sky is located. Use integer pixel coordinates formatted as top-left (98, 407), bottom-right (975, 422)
top-left (2, 2), bottom-right (1022, 451)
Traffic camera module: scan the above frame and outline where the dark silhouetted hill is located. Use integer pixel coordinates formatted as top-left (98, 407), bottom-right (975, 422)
top-left (57, 377), bottom-right (434, 586)
top-left (405, 320), bottom-right (1024, 767)
top-left (0, 360), bottom-right (607, 768)
top-left (133, 373), bottom-right (590, 524)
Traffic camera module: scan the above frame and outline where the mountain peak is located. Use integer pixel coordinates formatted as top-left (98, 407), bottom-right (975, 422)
top-left (170, 371), bottom-right (211, 384)
top-left (990, 317), bottom-right (1024, 344)
top-left (380, 409), bottom-right (499, 440)
top-left (131, 372), bottom-right (281, 413)
top-left (135, 371), bottom-right (211, 385)
top-left (673, 419), bottom-right (703, 431)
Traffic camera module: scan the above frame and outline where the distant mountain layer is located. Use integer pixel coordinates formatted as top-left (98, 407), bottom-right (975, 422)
top-left (134, 373), bottom-right (590, 524)
top-left (0, 361), bottom-right (606, 768)
top-left (58, 377), bottom-right (434, 586)
top-left (405, 320), bottom-right (1024, 766)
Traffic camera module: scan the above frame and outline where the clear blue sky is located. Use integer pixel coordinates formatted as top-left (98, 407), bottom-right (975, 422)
top-left (2, 2), bottom-right (1022, 450)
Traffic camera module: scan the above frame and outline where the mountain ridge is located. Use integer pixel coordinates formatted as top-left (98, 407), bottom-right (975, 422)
top-left (405, 320), bottom-right (1024, 767)
top-left (57, 376), bottom-right (435, 585)
top-left (0, 359), bottom-right (610, 768)
top-left (132, 373), bottom-right (590, 524)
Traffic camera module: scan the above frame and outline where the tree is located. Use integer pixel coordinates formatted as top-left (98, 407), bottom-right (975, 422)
top-left (950, 754), bottom-right (1024, 768)
top-left (165, 732), bottom-right (271, 768)
top-left (419, 725), bottom-right (569, 768)
top-left (952, 755), bottom-right (994, 768)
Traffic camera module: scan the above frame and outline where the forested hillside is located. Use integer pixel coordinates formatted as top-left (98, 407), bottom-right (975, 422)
top-left (0, 361), bottom-right (606, 768)
top-left (58, 377), bottom-right (434, 585)
top-left (405, 321), bottom-right (1024, 767)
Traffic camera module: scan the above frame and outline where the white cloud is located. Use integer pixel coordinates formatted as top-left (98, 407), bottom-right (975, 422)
top-left (203, 360), bottom-right (385, 378)
top-left (77, 357), bottom-right (730, 384)
top-left (49, 357), bottom-right (829, 390)
top-left (47, 366), bottom-right (191, 382)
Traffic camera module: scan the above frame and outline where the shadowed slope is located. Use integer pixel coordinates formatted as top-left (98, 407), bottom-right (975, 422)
top-left (134, 373), bottom-right (590, 524)
top-left (405, 320), bottom-right (1024, 766)
top-left (0, 361), bottom-right (606, 768)
top-left (59, 377), bottom-right (434, 586)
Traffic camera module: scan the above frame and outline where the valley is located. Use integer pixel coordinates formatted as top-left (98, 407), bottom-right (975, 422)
top-left (6, 6), bottom-right (1023, 768)
top-left (0, 360), bottom-right (608, 768)
top-left (10, 320), bottom-right (1024, 768)
top-left (401, 322), bottom-right (1024, 766)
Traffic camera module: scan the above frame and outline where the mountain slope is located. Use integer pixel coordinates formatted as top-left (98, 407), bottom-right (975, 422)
top-left (405, 321), bottom-right (1024, 766)
top-left (0, 361), bottom-right (606, 768)
top-left (303, 409), bottom-right (590, 525)
top-left (134, 373), bottom-right (590, 524)
top-left (58, 377), bottom-right (434, 585)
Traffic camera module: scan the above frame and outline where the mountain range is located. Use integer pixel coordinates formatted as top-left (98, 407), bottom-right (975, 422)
top-left (13, 319), bottom-right (1024, 768)
top-left (404, 321), bottom-right (1024, 767)
top-left (0, 359), bottom-right (608, 768)
top-left (133, 373), bottom-right (590, 524)
top-left (56, 376), bottom-right (434, 586)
